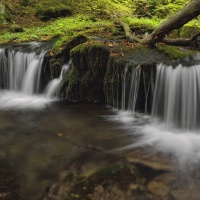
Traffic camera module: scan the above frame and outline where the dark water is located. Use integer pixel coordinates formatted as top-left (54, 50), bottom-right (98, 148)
top-left (0, 101), bottom-right (129, 200)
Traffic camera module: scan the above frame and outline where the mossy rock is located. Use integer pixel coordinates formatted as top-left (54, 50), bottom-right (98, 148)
top-left (157, 44), bottom-right (199, 65)
top-left (170, 26), bottom-right (200, 39)
top-left (36, 4), bottom-right (72, 21)
top-left (50, 35), bottom-right (88, 79)
top-left (11, 25), bottom-right (24, 33)
top-left (104, 58), bottom-right (124, 107)
top-left (61, 42), bottom-right (110, 102)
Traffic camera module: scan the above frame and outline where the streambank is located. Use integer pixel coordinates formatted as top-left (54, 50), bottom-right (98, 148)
top-left (50, 35), bottom-right (199, 108)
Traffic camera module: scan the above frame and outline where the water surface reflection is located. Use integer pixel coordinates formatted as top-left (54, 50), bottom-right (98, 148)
top-left (0, 102), bottom-right (128, 200)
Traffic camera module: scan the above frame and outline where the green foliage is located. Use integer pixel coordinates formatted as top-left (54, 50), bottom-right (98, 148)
top-left (0, 0), bottom-right (199, 49)
top-left (0, 1), bottom-right (12, 24)
top-left (121, 16), bottom-right (160, 34)
top-left (133, 0), bottom-right (190, 18)
top-left (36, 3), bottom-right (72, 21)
top-left (50, 35), bottom-right (88, 79)
top-left (0, 14), bottom-right (114, 44)
top-left (72, 0), bottom-right (133, 17)
top-left (97, 164), bottom-right (124, 176)
top-left (21, 0), bottom-right (29, 6)
top-left (0, 14), bottom-right (5, 23)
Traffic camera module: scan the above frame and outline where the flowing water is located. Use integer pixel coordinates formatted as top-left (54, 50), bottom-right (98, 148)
top-left (110, 61), bottom-right (200, 173)
top-left (0, 42), bottom-right (54, 110)
top-left (0, 102), bottom-right (128, 200)
top-left (0, 43), bottom-right (132, 199)
top-left (45, 62), bottom-right (71, 97)
top-left (1, 42), bottom-right (200, 199)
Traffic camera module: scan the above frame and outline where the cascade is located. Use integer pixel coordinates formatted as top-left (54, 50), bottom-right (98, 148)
top-left (109, 60), bottom-right (200, 169)
top-left (152, 63), bottom-right (200, 129)
top-left (0, 42), bottom-right (66, 109)
top-left (121, 66), bottom-right (141, 113)
top-left (0, 42), bottom-right (49, 94)
top-left (118, 62), bottom-right (200, 130)
top-left (120, 65), bottom-right (153, 115)
top-left (127, 66), bottom-right (141, 114)
top-left (45, 62), bottom-right (71, 97)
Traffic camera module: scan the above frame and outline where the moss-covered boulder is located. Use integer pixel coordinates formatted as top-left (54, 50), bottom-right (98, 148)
top-left (50, 35), bottom-right (88, 78)
top-left (36, 5), bottom-right (72, 21)
top-left (61, 42), bottom-right (110, 102)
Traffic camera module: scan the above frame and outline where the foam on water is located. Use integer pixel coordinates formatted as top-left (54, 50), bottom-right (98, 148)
top-left (106, 61), bottom-right (200, 170)
top-left (0, 90), bottom-right (55, 110)
top-left (107, 110), bottom-right (200, 170)
top-left (0, 42), bottom-right (65, 110)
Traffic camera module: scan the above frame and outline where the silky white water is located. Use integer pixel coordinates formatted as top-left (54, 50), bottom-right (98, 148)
top-left (109, 62), bottom-right (200, 170)
top-left (153, 63), bottom-right (200, 129)
top-left (0, 43), bottom-right (69, 110)
top-left (45, 62), bottom-right (71, 97)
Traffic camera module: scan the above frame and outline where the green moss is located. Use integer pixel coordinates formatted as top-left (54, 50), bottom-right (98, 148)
top-left (50, 61), bottom-right (62, 78)
top-left (97, 164), bottom-right (124, 176)
top-left (0, 14), bottom-right (114, 44)
top-left (50, 35), bottom-right (87, 79)
top-left (170, 26), bottom-right (200, 39)
top-left (0, 2), bottom-right (12, 24)
top-left (61, 42), bottom-right (110, 102)
top-left (36, 5), bottom-right (72, 21)
top-left (61, 66), bottom-right (80, 99)
top-left (132, 0), bottom-right (190, 18)
top-left (53, 35), bottom-right (88, 59)
top-left (157, 45), bottom-right (196, 59)
top-left (104, 58), bottom-right (124, 107)
top-left (0, 14), bottom-right (6, 23)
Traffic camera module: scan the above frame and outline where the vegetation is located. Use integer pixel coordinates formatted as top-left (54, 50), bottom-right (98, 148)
top-left (35, 0), bottom-right (72, 21)
top-left (60, 42), bottom-right (110, 101)
top-left (0, 0), bottom-right (199, 49)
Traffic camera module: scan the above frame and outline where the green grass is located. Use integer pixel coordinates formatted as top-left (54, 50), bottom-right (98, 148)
top-left (0, 14), bottom-right (115, 44)
top-left (0, 0), bottom-right (199, 51)
top-left (120, 16), bottom-right (162, 32)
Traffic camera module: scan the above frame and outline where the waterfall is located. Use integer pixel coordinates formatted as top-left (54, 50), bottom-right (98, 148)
top-left (0, 42), bottom-right (58, 110)
top-left (152, 63), bottom-right (200, 129)
top-left (107, 59), bottom-right (200, 170)
top-left (118, 62), bottom-right (200, 129)
top-left (0, 43), bottom-right (48, 94)
top-left (121, 66), bottom-right (141, 114)
top-left (45, 62), bottom-right (71, 97)
top-left (127, 66), bottom-right (141, 115)
top-left (120, 65), bottom-right (154, 115)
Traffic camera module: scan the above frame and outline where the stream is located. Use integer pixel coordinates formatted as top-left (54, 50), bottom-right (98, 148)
top-left (0, 101), bottom-right (130, 200)
top-left (1, 42), bottom-right (200, 199)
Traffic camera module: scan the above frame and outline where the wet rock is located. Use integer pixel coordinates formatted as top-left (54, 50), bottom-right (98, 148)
top-left (147, 173), bottom-right (175, 200)
top-left (50, 35), bottom-right (87, 78)
top-left (147, 179), bottom-right (169, 199)
top-left (0, 158), bottom-right (20, 200)
top-left (61, 42), bottom-right (110, 102)
top-left (126, 151), bottom-right (172, 171)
